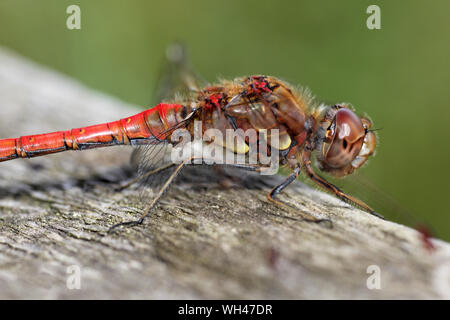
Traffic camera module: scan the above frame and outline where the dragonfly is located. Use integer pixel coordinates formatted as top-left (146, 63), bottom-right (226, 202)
top-left (0, 47), bottom-right (382, 232)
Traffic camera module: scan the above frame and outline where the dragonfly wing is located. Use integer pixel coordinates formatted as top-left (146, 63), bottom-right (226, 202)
top-left (132, 142), bottom-right (176, 191)
top-left (152, 42), bottom-right (206, 104)
top-left (321, 170), bottom-right (434, 233)
top-left (129, 42), bottom-right (204, 187)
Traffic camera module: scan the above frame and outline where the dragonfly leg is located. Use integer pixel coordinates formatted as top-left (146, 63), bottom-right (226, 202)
top-left (109, 159), bottom-right (267, 232)
top-left (108, 161), bottom-right (186, 233)
top-left (118, 160), bottom-right (262, 192)
top-left (218, 163), bottom-right (264, 172)
top-left (190, 161), bottom-right (331, 225)
top-left (267, 166), bottom-right (333, 227)
top-left (301, 150), bottom-right (384, 219)
top-left (115, 163), bottom-right (176, 191)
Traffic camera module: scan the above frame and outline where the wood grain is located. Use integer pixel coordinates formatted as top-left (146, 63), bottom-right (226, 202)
top-left (0, 48), bottom-right (448, 299)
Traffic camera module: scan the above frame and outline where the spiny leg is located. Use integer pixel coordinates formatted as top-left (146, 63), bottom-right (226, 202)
top-left (206, 163), bottom-right (329, 224)
top-left (219, 163), bottom-right (263, 172)
top-left (108, 161), bottom-right (186, 233)
top-left (267, 166), bottom-right (333, 227)
top-left (118, 157), bottom-right (264, 192)
top-left (111, 158), bottom-right (320, 233)
top-left (301, 150), bottom-right (384, 219)
top-left (110, 158), bottom-right (265, 232)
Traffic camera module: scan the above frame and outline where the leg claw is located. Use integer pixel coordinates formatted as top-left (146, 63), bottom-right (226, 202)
top-left (107, 218), bottom-right (143, 234)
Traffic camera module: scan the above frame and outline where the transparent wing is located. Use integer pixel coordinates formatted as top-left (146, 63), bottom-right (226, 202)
top-left (131, 141), bottom-right (172, 187)
top-left (321, 170), bottom-right (437, 239)
top-left (152, 41), bottom-right (206, 104)
top-left (128, 42), bottom-right (205, 192)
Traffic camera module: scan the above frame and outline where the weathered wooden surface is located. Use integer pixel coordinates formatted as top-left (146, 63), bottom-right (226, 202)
top-left (0, 48), bottom-right (449, 299)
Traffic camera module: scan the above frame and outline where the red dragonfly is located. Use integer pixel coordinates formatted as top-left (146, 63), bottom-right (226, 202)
top-left (0, 54), bottom-right (381, 232)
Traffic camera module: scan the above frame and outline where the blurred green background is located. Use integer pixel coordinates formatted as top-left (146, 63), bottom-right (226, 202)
top-left (0, 0), bottom-right (449, 240)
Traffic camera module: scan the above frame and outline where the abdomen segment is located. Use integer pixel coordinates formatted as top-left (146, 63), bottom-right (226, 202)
top-left (0, 103), bottom-right (186, 162)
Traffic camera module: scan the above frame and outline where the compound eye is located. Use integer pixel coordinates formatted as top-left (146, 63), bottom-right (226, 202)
top-left (324, 108), bottom-right (365, 168)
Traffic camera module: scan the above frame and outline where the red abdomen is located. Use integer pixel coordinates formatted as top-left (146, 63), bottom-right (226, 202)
top-left (0, 103), bottom-right (187, 162)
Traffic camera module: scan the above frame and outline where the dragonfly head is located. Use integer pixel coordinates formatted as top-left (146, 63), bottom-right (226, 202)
top-left (315, 104), bottom-right (377, 177)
